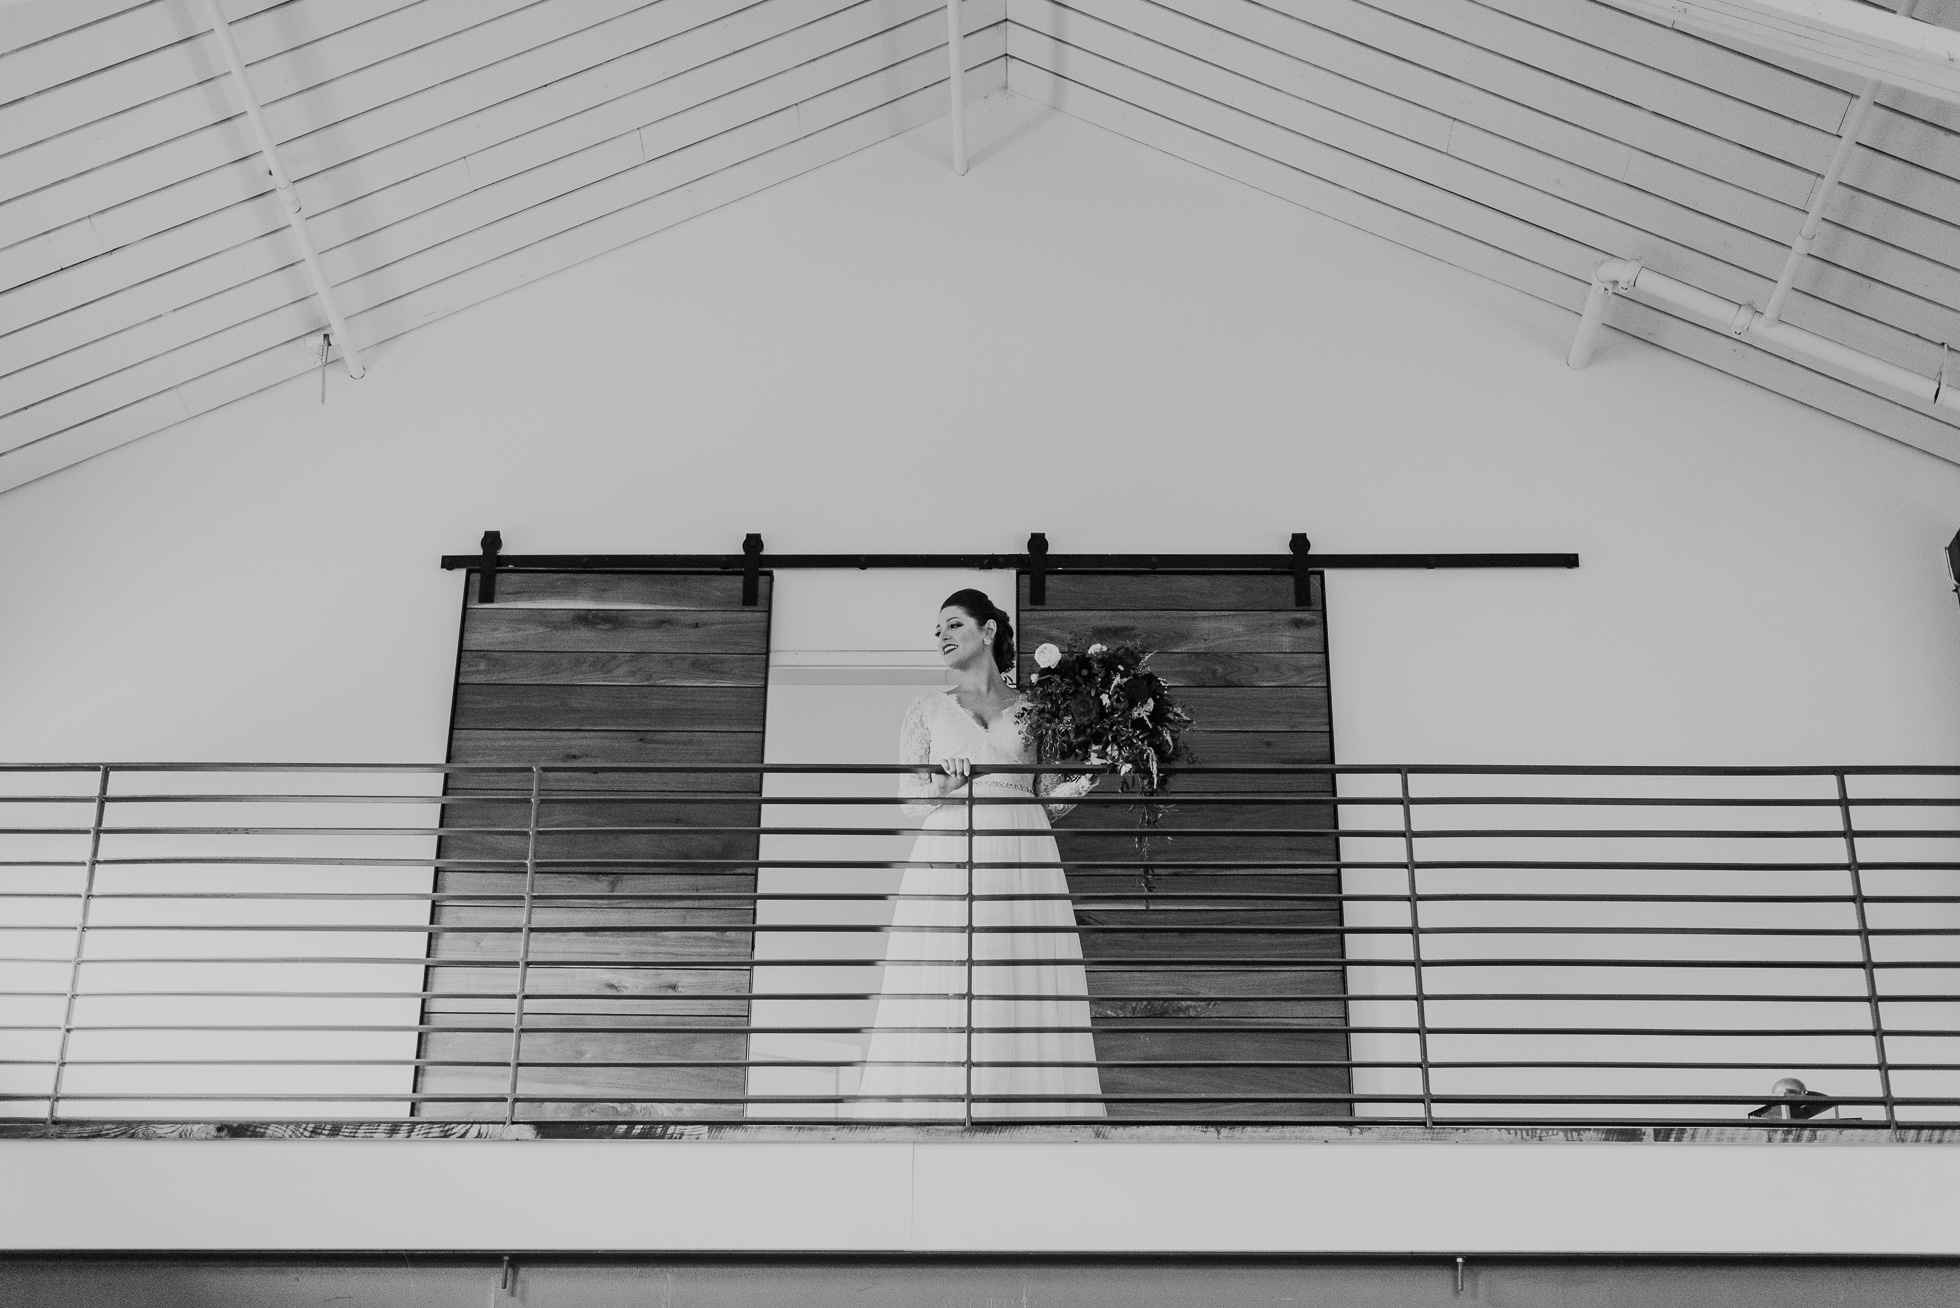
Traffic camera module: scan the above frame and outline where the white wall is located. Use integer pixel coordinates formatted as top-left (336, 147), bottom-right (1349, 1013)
top-left (3, 1138), bottom-right (1959, 1253)
top-left (5, 95), bottom-right (1960, 769)
top-left (4, 91), bottom-right (1960, 1251)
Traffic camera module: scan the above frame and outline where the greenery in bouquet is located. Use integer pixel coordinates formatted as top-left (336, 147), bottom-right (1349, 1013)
top-left (1019, 637), bottom-right (1195, 888)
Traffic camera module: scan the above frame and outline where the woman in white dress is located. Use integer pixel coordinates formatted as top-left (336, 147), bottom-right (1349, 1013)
top-left (850, 589), bottom-right (1105, 1119)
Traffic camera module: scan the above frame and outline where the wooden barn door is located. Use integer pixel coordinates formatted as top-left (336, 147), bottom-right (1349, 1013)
top-left (1017, 573), bottom-right (1347, 1119)
top-left (416, 572), bottom-right (769, 1122)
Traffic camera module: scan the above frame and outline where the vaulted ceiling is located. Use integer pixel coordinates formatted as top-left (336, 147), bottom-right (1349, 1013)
top-left (3, 0), bottom-right (1959, 493)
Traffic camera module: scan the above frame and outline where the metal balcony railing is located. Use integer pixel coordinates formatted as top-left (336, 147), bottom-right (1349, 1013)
top-left (1, 762), bottom-right (1956, 1133)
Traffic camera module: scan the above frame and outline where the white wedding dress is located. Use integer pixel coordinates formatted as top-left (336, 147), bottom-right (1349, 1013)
top-left (849, 690), bottom-right (1106, 1119)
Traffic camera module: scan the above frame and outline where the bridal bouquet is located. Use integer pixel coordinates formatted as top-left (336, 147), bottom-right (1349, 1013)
top-left (1020, 638), bottom-right (1194, 887)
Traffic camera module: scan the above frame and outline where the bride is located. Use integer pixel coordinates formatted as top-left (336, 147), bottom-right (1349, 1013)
top-left (849, 589), bottom-right (1105, 1119)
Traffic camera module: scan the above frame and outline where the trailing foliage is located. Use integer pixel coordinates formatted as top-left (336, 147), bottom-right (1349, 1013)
top-left (1020, 638), bottom-right (1195, 889)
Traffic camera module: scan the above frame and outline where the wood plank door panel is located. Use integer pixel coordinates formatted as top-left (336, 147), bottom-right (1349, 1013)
top-left (417, 573), bottom-right (768, 1122)
top-left (1018, 573), bottom-right (1348, 1120)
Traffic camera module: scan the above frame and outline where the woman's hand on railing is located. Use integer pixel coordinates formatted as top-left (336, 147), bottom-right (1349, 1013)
top-left (902, 757), bottom-right (976, 806)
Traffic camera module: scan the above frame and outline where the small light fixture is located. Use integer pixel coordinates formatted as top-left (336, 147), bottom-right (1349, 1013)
top-left (1749, 1076), bottom-right (1836, 1120)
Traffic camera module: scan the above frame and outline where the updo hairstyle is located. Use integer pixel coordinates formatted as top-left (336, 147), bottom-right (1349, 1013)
top-left (941, 588), bottom-right (1016, 673)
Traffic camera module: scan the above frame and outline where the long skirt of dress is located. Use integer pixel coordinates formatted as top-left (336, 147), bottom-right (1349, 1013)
top-left (851, 785), bottom-right (1104, 1119)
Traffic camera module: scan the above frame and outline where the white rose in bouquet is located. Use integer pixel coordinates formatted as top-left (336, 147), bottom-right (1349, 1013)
top-left (1034, 643), bottom-right (1061, 668)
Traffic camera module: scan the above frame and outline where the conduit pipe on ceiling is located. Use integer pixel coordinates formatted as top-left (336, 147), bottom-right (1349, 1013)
top-left (1568, 258), bottom-right (1960, 414)
top-left (1761, 77), bottom-right (1877, 327)
top-left (946, 0), bottom-right (967, 175)
top-left (197, 0), bottom-right (365, 379)
top-left (1761, 0), bottom-right (1914, 329)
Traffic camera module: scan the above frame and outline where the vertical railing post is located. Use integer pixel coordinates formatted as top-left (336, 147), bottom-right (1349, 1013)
top-left (1399, 769), bottom-right (1435, 1128)
top-left (503, 767), bottom-right (543, 1127)
top-left (945, 0), bottom-right (967, 175)
top-left (1836, 772), bottom-right (1897, 1130)
top-left (47, 766), bottom-right (110, 1125)
top-left (962, 773), bottom-right (977, 1126)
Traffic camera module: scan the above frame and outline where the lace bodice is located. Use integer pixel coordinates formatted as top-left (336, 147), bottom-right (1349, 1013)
top-left (897, 690), bottom-right (1095, 818)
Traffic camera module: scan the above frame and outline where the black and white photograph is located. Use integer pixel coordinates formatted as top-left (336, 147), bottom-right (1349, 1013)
top-left (1, 0), bottom-right (1958, 1302)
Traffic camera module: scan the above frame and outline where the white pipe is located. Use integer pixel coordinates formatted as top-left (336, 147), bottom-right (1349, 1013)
top-left (1566, 278), bottom-right (1614, 369)
top-left (197, 0), bottom-right (365, 379)
top-left (946, 0), bottom-right (967, 175)
top-left (1760, 80), bottom-right (1875, 327)
top-left (1760, 2), bottom-right (1914, 328)
top-left (1570, 258), bottom-right (1960, 415)
top-left (1567, 261), bottom-right (1639, 369)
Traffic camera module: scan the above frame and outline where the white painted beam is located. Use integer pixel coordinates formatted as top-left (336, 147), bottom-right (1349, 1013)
top-left (195, 0), bottom-right (365, 379)
top-left (948, 0), bottom-right (969, 173)
top-left (1602, 0), bottom-right (1960, 106)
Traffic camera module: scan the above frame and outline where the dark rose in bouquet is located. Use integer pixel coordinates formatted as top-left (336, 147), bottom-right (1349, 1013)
top-left (1019, 638), bottom-right (1195, 887)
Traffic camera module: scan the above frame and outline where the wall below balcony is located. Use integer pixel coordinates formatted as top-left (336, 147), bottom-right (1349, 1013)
top-left (3, 91), bottom-right (1960, 1252)
top-left (0, 1137), bottom-right (1957, 1254)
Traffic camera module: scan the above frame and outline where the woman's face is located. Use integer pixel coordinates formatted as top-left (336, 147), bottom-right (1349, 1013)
top-left (935, 606), bottom-right (995, 671)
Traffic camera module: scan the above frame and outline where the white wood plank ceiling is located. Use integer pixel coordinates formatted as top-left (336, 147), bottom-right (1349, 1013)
top-left (0, 0), bottom-right (1010, 491)
top-left (1005, 0), bottom-right (1960, 462)
top-left (2, 0), bottom-right (1958, 492)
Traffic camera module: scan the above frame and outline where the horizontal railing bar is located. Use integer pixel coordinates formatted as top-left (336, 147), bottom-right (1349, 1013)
top-left (18, 989), bottom-right (1960, 1004)
top-left (63, 859), bottom-right (1960, 878)
top-left (0, 889), bottom-right (1834, 904)
top-left (0, 798), bottom-right (1943, 822)
top-left (51, 820), bottom-right (1960, 840)
top-left (20, 955), bottom-right (1960, 969)
top-left (16, 988), bottom-right (1946, 1004)
top-left (30, 1020), bottom-right (1954, 1037)
top-left (11, 899), bottom-right (1945, 917)
top-left (23, 1092), bottom-right (1960, 1109)
top-left (1, 1018), bottom-right (1949, 1038)
top-left (45, 855), bottom-right (1960, 874)
top-left (19, 1058), bottom-right (1959, 1074)
top-left (1367, 1116), bottom-right (1960, 1128)
top-left (7, 1058), bottom-right (1952, 1082)
top-left (0, 919), bottom-right (1925, 935)
top-left (17, 789), bottom-right (1947, 808)
top-left (7, 1121), bottom-right (1954, 1134)
top-left (1367, 860), bottom-right (1960, 874)
top-left (11, 922), bottom-right (1952, 939)
top-left (29, 787), bottom-right (1935, 810)
top-left (22, 891), bottom-right (1960, 908)
top-left (6, 761), bottom-right (1960, 776)
top-left (6, 1100), bottom-right (1949, 1115)
top-left (3, 1129), bottom-right (1944, 1137)
top-left (1416, 798), bottom-right (1960, 811)
top-left (15, 1095), bottom-right (1955, 1114)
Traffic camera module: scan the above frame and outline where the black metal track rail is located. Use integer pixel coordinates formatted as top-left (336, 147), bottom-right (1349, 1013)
top-left (439, 533), bottom-right (1579, 602)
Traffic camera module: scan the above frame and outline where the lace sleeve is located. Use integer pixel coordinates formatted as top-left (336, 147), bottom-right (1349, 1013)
top-left (1036, 764), bottom-right (1100, 820)
top-left (896, 695), bottom-right (939, 817)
